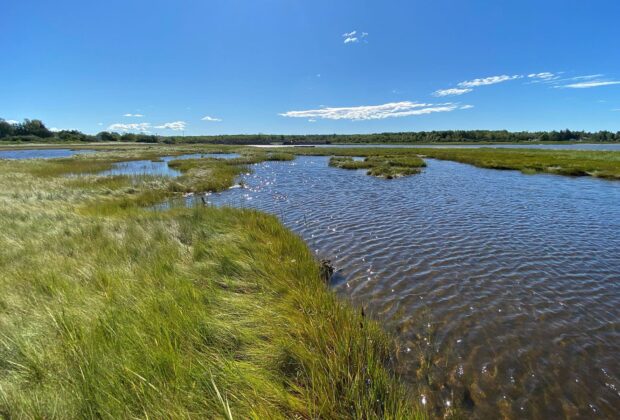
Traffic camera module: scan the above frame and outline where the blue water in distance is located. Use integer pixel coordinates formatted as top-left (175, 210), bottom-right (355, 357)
top-left (98, 153), bottom-right (240, 177)
top-left (0, 149), bottom-right (95, 159)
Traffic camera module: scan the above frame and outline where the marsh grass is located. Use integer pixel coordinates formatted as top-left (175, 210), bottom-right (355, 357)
top-left (329, 155), bottom-right (425, 179)
top-left (167, 158), bottom-right (248, 193)
top-left (0, 153), bottom-right (424, 419)
top-left (409, 148), bottom-right (620, 179)
top-left (265, 152), bottom-right (295, 161)
top-left (278, 145), bottom-right (620, 180)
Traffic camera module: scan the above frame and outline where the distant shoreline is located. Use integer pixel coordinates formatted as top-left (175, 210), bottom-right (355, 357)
top-left (2, 140), bottom-right (620, 150)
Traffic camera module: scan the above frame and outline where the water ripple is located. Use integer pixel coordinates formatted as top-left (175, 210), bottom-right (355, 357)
top-left (204, 156), bottom-right (620, 418)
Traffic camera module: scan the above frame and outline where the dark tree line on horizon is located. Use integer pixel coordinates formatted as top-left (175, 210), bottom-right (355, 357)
top-left (2, 118), bottom-right (620, 144)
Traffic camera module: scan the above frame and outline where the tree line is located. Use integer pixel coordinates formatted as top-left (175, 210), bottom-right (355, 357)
top-left (2, 118), bottom-right (619, 144)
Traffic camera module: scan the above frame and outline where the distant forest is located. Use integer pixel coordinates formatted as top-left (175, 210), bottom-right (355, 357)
top-left (2, 118), bottom-right (620, 145)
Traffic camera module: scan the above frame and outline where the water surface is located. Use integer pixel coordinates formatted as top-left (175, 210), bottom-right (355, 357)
top-left (0, 149), bottom-right (95, 159)
top-left (99, 153), bottom-right (240, 177)
top-left (194, 156), bottom-right (620, 418)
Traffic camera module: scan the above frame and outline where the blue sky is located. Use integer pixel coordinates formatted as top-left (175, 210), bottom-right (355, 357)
top-left (2, 0), bottom-right (620, 135)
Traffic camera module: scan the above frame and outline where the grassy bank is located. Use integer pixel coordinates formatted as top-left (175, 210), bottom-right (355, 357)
top-left (272, 146), bottom-right (620, 180)
top-left (0, 153), bottom-right (423, 418)
top-left (4, 142), bottom-right (620, 181)
top-left (404, 147), bottom-right (620, 179)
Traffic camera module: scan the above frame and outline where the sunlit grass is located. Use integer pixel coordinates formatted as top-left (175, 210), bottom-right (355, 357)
top-left (0, 153), bottom-right (423, 418)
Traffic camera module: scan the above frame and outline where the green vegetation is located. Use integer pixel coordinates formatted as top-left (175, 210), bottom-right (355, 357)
top-left (3, 117), bottom-right (620, 145)
top-left (411, 147), bottom-right (620, 179)
top-left (2, 142), bottom-right (617, 417)
top-left (0, 151), bottom-right (423, 418)
top-left (329, 155), bottom-right (426, 179)
top-left (329, 156), bottom-right (374, 170)
top-left (165, 129), bottom-right (620, 145)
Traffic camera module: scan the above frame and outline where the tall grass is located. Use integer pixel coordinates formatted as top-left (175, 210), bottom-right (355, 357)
top-left (0, 155), bottom-right (423, 418)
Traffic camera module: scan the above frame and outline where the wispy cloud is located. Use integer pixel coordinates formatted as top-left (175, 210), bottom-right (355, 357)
top-left (280, 101), bottom-right (464, 121)
top-left (567, 74), bottom-right (603, 81)
top-left (612, 108), bottom-right (620, 112)
top-left (528, 72), bottom-right (558, 80)
top-left (123, 113), bottom-right (144, 117)
top-left (108, 122), bottom-right (151, 133)
top-left (458, 75), bottom-right (522, 88)
top-left (557, 80), bottom-right (620, 89)
top-left (108, 120), bottom-right (188, 132)
top-left (201, 115), bottom-right (222, 122)
top-left (5, 119), bottom-right (19, 124)
top-left (460, 104), bottom-right (475, 110)
top-left (342, 30), bottom-right (368, 44)
top-left (433, 88), bottom-right (473, 97)
top-left (155, 121), bottom-right (187, 131)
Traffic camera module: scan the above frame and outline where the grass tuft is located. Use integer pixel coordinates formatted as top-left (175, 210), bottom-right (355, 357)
top-left (329, 155), bottom-right (425, 179)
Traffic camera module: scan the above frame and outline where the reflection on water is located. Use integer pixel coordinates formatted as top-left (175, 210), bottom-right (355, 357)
top-left (188, 156), bottom-right (619, 418)
top-left (98, 153), bottom-right (240, 177)
top-left (0, 149), bottom-right (95, 159)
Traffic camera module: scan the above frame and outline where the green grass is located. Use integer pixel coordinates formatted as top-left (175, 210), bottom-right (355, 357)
top-left (0, 154), bottom-right (424, 419)
top-left (168, 158), bottom-right (249, 193)
top-left (265, 145), bottom-right (620, 180)
top-left (329, 157), bottom-right (374, 170)
top-left (409, 147), bottom-right (620, 179)
top-left (329, 155), bottom-right (426, 179)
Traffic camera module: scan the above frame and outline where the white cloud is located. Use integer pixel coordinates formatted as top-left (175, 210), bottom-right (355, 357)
top-left (568, 74), bottom-right (603, 81)
top-left (201, 115), bottom-right (222, 122)
top-left (123, 113), bottom-right (144, 117)
top-left (50, 127), bottom-right (61, 132)
top-left (342, 30), bottom-right (367, 44)
top-left (108, 122), bottom-right (151, 133)
top-left (460, 104), bottom-right (475, 110)
top-left (458, 75), bottom-right (522, 88)
top-left (5, 119), bottom-right (19, 124)
top-left (155, 121), bottom-right (187, 131)
top-left (97, 122), bottom-right (104, 126)
top-left (528, 72), bottom-right (557, 80)
top-left (280, 101), bottom-right (464, 121)
top-left (433, 88), bottom-right (473, 97)
top-left (558, 80), bottom-right (620, 89)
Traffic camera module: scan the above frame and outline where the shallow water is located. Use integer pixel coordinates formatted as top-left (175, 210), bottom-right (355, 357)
top-left (0, 149), bottom-right (95, 159)
top-left (178, 156), bottom-right (620, 418)
top-left (98, 153), bottom-right (240, 177)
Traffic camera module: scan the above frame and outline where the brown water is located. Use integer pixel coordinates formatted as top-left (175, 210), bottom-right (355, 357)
top-left (185, 156), bottom-right (620, 418)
